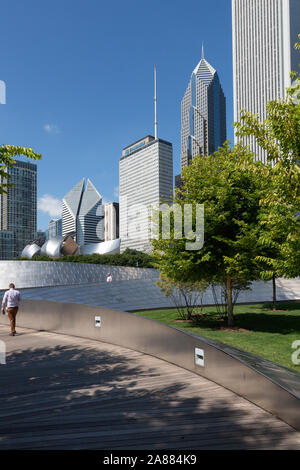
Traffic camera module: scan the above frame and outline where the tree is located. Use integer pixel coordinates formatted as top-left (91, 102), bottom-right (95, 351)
top-left (256, 166), bottom-right (300, 278)
top-left (235, 32), bottom-right (300, 167)
top-left (0, 145), bottom-right (42, 193)
top-left (211, 278), bottom-right (251, 317)
top-left (234, 39), bottom-right (300, 282)
top-left (157, 273), bottom-right (208, 321)
top-left (152, 143), bottom-right (270, 326)
top-left (234, 92), bottom-right (299, 168)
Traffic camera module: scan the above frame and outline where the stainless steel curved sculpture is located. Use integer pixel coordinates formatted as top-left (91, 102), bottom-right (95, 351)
top-left (40, 236), bottom-right (64, 258)
top-left (21, 243), bottom-right (41, 259)
top-left (22, 237), bottom-right (120, 259)
top-left (79, 238), bottom-right (120, 255)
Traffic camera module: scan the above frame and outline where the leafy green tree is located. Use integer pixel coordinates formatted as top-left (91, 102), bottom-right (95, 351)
top-left (152, 143), bottom-right (270, 326)
top-left (234, 37), bottom-right (300, 282)
top-left (254, 160), bottom-right (300, 308)
top-left (0, 145), bottom-right (42, 193)
top-left (256, 168), bottom-right (300, 279)
top-left (234, 92), bottom-right (299, 168)
top-left (235, 32), bottom-right (300, 167)
top-left (157, 273), bottom-right (208, 321)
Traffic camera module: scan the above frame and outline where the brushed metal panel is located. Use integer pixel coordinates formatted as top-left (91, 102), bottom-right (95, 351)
top-left (0, 261), bottom-right (159, 289)
top-left (41, 237), bottom-right (63, 258)
top-left (79, 239), bottom-right (120, 255)
top-left (21, 244), bottom-right (41, 259)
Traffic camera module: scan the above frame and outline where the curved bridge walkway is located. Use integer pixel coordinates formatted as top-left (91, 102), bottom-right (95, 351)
top-left (0, 325), bottom-right (299, 450)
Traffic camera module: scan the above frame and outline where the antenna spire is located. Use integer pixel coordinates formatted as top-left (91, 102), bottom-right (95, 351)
top-left (202, 42), bottom-right (204, 59)
top-left (154, 65), bottom-right (158, 139)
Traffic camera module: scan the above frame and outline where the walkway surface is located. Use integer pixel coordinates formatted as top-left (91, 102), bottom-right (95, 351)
top-left (0, 325), bottom-right (299, 450)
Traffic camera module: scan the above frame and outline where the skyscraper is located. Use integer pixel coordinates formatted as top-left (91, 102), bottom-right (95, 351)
top-left (104, 202), bottom-right (119, 241)
top-left (62, 178), bottom-right (104, 245)
top-left (77, 179), bottom-right (104, 245)
top-left (0, 160), bottom-right (37, 259)
top-left (181, 47), bottom-right (226, 168)
top-left (0, 231), bottom-right (13, 259)
top-left (119, 135), bottom-right (173, 253)
top-left (232, 0), bottom-right (300, 163)
top-left (48, 218), bottom-right (62, 239)
top-left (62, 178), bottom-right (84, 238)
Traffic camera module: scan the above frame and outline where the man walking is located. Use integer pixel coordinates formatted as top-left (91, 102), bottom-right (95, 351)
top-left (1, 283), bottom-right (21, 336)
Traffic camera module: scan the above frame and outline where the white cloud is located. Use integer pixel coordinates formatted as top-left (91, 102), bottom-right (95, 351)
top-left (38, 194), bottom-right (62, 218)
top-left (43, 123), bottom-right (61, 134)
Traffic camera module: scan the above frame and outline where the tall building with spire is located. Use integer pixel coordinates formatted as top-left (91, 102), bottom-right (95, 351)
top-left (119, 66), bottom-right (173, 253)
top-left (181, 46), bottom-right (226, 168)
top-left (119, 136), bottom-right (173, 253)
top-left (232, 0), bottom-right (300, 163)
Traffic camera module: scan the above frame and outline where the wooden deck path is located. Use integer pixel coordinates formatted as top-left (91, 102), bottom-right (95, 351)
top-left (0, 325), bottom-right (299, 450)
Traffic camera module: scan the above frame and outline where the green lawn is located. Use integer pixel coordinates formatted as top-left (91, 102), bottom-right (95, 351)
top-left (134, 302), bottom-right (300, 373)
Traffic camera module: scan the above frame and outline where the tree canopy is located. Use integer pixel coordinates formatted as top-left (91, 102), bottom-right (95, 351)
top-left (152, 143), bottom-right (271, 326)
top-left (234, 44), bottom-right (300, 280)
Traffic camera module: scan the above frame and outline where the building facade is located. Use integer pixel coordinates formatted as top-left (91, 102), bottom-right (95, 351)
top-left (48, 218), bottom-right (62, 239)
top-left (62, 178), bottom-right (104, 245)
top-left (35, 229), bottom-right (47, 246)
top-left (232, 0), bottom-right (300, 163)
top-left (119, 136), bottom-right (173, 253)
top-left (62, 178), bottom-right (84, 239)
top-left (77, 179), bottom-right (104, 246)
top-left (0, 160), bottom-right (37, 259)
top-left (181, 48), bottom-right (226, 169)
top-left (104, 202), bottom-right (119, 241)
top-left (0, 231), bottom-right (13, 259)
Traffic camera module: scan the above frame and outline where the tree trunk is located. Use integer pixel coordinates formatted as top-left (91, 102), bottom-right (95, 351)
top-left (182, 290), bottom-right (191, 320)
top-left (227, 277), bottom-right (234, 327)
top-left (272, 274), bottom-right (277, 311)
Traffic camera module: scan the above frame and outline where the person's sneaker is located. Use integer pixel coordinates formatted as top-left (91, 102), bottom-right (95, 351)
top-left (9, 332), bottom-right (14, 336)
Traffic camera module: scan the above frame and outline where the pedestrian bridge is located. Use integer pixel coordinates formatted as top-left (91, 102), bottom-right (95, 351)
top-left (0, 298), bottom-right (299, 450)
top-left (0, 325), bottom-right (299, 450)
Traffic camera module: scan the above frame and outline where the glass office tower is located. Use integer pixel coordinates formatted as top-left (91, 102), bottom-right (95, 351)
top-left (0, 160), bottom-right (37, 259)
top-left (181, 48), bottom-right (226, 168)
top-left (48, 218), bottom-right (62, 239)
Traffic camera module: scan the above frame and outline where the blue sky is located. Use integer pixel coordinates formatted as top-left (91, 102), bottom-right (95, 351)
top-left (0, 0), bottom-right (234, 230)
